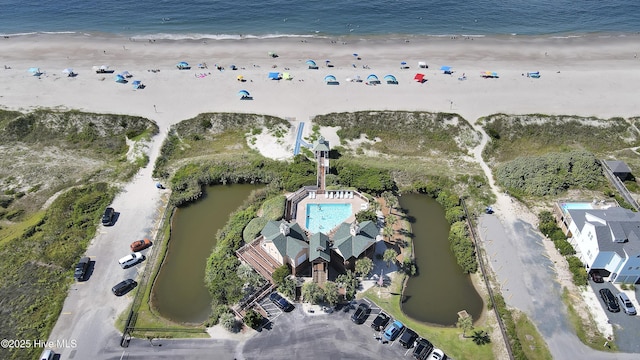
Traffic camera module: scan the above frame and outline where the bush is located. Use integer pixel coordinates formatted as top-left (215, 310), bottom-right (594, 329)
top-left (355, 209), bottom-right (377, 223)
top-left (567, 256), bottom-right (588, 285)
top-left (279, 277), bottom-right (296, 299)
top-left (448, 221), bottom-right (478, 274)
top-left (220, 312), bottom-right (240, 333)
top-left (495, 151), bottom-right (602, 197)
top-left (261, 195), bottom-right (286, 221)
top-left (272, 264), bottom-right (291, 286)
top-left (243, 309), bottom-right (263, 329)
top-left (243, 217), bottom-right (269, 243)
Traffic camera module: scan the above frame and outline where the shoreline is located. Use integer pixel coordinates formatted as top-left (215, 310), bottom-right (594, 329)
top-left (4, 30), bottom-right (640, 43)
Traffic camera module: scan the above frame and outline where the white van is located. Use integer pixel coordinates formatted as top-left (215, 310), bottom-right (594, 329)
top-left (39, 349), bottom-right (54, 360)
top-left (118, 252), bottom-right (144, 269)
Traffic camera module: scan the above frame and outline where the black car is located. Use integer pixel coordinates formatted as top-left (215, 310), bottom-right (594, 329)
top-left (350, 303), bottom-right (370, 324)
top-left (74, 256), bottom-right (90, 281)
top-left (371, 312), bottom-right (391, 331)
top-left (399, 327), bottom-right (418, 349)
top-left (269, 292), bottom-right (294, 312)
top-left (112, 279), bottom-right (137, 296)
top-left (599, 288), bottom-right (620, 313)
top-left (412, 338), bottom-right (434, 360)
top-left (101, 207), bottom-right (115, 226)
top-left (589, 271), bottom-right (604, 283)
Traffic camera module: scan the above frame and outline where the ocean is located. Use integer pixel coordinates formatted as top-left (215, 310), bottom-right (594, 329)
top-left (0, 0), bottom-right (639, 39)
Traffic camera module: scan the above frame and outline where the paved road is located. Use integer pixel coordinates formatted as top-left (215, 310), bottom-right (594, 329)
top-left (46, 137), bottom-right (168, 360)
top-left (478, 214), bottom-right (639, 360)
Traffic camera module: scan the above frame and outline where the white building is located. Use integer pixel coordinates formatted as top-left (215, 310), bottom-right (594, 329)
top-left (565, 206), bottom-right (640, 284)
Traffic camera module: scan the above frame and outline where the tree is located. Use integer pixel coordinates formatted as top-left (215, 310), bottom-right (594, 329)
top-left (220, 312), bottom-right (240, 333)
top-left (324, 281), bottom-right (339, 307)
top-left (355, 209), bottom-right (377, 223)
top-left (279, 277), bottom-right (296, 299)
top-left (383, 248), bottom-right (398, 268)
top-left (386, 214), bottom-right (397, 227)
top-left (402, 258), bottom-right (417, 276)
top-left (354, 257), bottom-right (374, 278)
top-left (243, 309), bottom-right (263, 329)
top-left (272, 264), bottom-right (291, 286)
top-left (302, 281), bottom-right (324, 304)
top-left (472, 330), bottom-right (491, 345)
top-left (383, 225), bottom-right (394, 242)
top-left (456, 314), bottom-right (473, 338)
top-left (237, 263), bottom-right (263, 288)
top-left (336, 270), bottom-right (359, 300)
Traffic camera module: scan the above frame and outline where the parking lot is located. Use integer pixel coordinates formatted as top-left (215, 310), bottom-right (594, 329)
top-left (242, 298), bottom-right (442, 360)
top-left (590, 282), bottom-right (640, 352)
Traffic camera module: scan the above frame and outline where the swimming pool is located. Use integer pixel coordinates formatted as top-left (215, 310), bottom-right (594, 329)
top-left (561, 202), bottom-right (594, 211)
top-left (305, 203), bottom-right (353, 233)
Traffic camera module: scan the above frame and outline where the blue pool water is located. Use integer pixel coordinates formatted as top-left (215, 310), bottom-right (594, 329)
top-left (561, 202), bottom-right (594, 211)
top-left (306, 203), bottom-right (352, 233)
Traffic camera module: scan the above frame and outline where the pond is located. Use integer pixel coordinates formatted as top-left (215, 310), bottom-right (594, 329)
top-left (151, 184), bottom-right (260, 323)
top-left (399, 193), bottom-right (483, 326)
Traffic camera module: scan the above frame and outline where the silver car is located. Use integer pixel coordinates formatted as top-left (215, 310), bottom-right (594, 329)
top-left (617, 292), bottom-right (637, 315)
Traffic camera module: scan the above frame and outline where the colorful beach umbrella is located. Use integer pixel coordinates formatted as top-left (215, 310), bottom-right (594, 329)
top-left (384, 74), bottom-right (398, 83)
top-left (62, 68), bottom-right (73, 74)
top-left (366, 74), bottom-right (379, 82)
top-left (414, 73), bottom-right (425, 82)
top-left (28, 67), bottom-right (41, 74)
top-left (132, 80), bottom-right (142, 89)
top-left (324, 74), bottom-right (337, 83)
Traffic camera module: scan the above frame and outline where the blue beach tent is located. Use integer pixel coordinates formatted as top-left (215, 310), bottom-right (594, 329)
top-left (384, 74), bottom-right (398, 84)
top-left (306, 59), bottom-right (318, 69)
top-left (268, 72), bottom-right (281, 80)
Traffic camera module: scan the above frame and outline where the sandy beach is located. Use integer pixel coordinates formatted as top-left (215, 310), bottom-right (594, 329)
top-left (2, 34), bottom-right (640, 137)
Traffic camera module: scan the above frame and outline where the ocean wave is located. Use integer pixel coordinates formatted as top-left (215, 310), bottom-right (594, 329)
top-left (131, 33), bottom-right (321, 41)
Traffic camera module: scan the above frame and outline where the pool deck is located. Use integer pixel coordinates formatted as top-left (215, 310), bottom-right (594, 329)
top-left (294, 192), bottom-right (368, 233)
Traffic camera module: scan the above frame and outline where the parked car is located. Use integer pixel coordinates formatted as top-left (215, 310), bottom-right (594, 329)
top-left (130, 238), bottom-right (152, 252)
top-left (74, 256), bottom-right (90, 281)
top-left (383, 320), bottom-right (404, 341)
top-left (39, 349), bottom-right (55, 360)
top-left (118, 252), bottom-right (144, 269)
top-left (589, 271), bottom-right (604, 283)
top-left (371, 312), bottom-right (391, 331)
top-left (350, 303), bottom-right (370, 324)
top-left (599, 288), bottom-right (620, 313)
top-left (112, 279), bottom-right (137, 296)
top-left (413, 338), bottom-right (434, 360)
top-left (617, 292), bottom-right (637, 315)
top-left (399, 328), bottom-right (418, 348)
top-left (101, 207), bottom-right (115, 226)
top-left (269, 292), bottom-right (294, 312)
top-left (428, 348), bottom-right (445, 360)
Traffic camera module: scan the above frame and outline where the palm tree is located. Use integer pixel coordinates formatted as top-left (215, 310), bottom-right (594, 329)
top-left (383, 224), bottom-right (394, 242)
top-left (456, 314), bottom-right (473, 338)
top-left (383, 248), bottom-right (398, 268)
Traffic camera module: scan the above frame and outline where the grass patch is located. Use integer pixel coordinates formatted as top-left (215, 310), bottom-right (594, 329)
top-left (514, 312), bottom-right (553, 360)
top-left (363, 276), bottom-right (494, 360)
top-left (481, 114), bottom-right (640, 164)
top-left (561, 288), bottom-right (615, 352)
top-left (0, 183), bottom-right (116, 360)
top-left (314, 111), bottom-right (480, 157)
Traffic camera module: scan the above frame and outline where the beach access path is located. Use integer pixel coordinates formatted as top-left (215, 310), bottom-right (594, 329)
top-left (2, 34), bottom-right (640, 359)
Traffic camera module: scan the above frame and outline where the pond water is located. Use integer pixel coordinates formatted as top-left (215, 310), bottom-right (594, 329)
top-left (399, 193), bottom-right (483, 326)
top-left (151, 184), bottom-right (260, 323)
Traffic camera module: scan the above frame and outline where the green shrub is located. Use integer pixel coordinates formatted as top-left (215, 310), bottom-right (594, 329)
top-left (355, 209), bottom-right (377, 223)
top-left (496, 151), bottom-right (603, 197)
top-left (272, 265), bottom-right (291, 286)
top-left (567, 256), bottom-right (588, 285)
top-left (243, 217), bottom-right (269, 243)
top-left (261, 195), bottom-right (286, 221)
top-left (448, 221), bottom-right (478, 274)
top-left (243, 309), bottom-right (263, 329)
